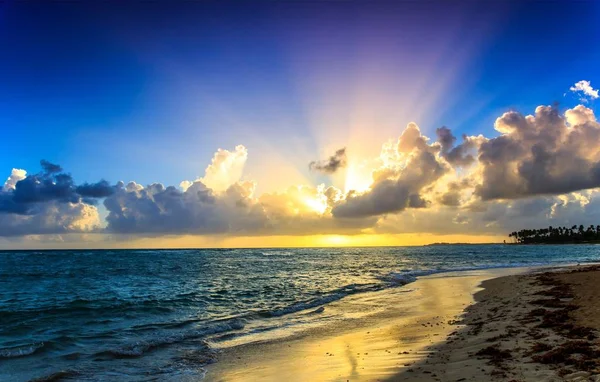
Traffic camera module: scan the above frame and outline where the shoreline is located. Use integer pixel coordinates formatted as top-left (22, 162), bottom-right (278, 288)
top-left (205, 264), bottom-right (600, 381)
top-left (204, 267), bottom-right (531, 381)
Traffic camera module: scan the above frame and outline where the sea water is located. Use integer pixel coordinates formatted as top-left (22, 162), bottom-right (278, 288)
top-left (1, 244), bottom-right (600, 381)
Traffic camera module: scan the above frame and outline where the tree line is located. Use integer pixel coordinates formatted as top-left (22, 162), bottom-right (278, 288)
top-left (508, 225), bottom-right (600, 244)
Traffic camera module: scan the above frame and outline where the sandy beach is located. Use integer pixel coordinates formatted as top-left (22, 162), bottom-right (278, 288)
top-left (205, 265), bottom-right (600, 381)
top-left (395, 265), bottom-right (600, 381)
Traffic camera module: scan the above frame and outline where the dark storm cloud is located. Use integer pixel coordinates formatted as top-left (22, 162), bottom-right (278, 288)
top-left (309, 148), bottom-right (347, 174)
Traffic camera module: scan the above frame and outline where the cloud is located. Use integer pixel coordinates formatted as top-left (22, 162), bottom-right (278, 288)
top-left (570, 80), bottom-right (599, 101)
top-left (333, 124), bottom-right (447, 218)
top-left (438, 179), bottom-right (473, 207)
top-left (0, 201), bottom-right (100, 237)
top-left (104, 156), bottom-right (373, 236)
top-left (376, 189), bottom-right (600, 239)
top-left (4, 104), bottom-right (600, 240)
top-left (565, 104), bottom-right (596, 126)
top-left (76, 180), bottom-right (117, 199)
top-left (475, 105), bottom-right (600, 200)
top-left (0, 160), bottom-right (117, 213)
top-left (332, 151), bottom-right (443, 218)
top-left (309, 148), bottom-right (347, 174)
top-left (181, 145), bottom-right (248, 192)
top-left (40, 160), bottom-right (63, 174)
top-left (105, 181), bottom-right (244, 235)
top-left (0, 160), bottom-right (114, 236)
top-left (435, 126), bottom-right (482, 167)
top-left (3, 169), bottom-right (26, 191)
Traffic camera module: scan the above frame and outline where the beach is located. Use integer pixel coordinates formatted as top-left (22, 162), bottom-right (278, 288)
top-left (207, 265), bottom-right (600, 381)
top-left (205, 268), bottom-right (521, 381)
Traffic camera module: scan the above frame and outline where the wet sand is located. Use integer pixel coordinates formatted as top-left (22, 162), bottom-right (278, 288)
top-left (205, 268), bottom-right (528, 381)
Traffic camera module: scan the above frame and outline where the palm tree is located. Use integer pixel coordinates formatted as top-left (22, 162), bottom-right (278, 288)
top-left (508, 223), bottom-right (600, 244)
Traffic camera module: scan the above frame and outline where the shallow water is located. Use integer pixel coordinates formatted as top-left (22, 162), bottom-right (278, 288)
top-left (1, 245), bottom-right (599, 381)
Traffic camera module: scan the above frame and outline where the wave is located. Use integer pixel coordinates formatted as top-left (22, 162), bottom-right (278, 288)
top-left (380, 261), bottom-right (569, 286)
top-left (259, 283), bottom-right (383, 318)
top-left (220, 262), bottom-right (570, 343)
top-left (250, 264), bottom-right (544, 321)
top-left (98, 319), bottom-right (244, 358)
top-left (0, 342), bottom-right (44, 359)
top-left (97, 284), bottom-right (388, 357)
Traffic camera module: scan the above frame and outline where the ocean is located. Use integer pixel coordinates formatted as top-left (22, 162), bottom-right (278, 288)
top-left (1, 244), bottom-right (600, 381)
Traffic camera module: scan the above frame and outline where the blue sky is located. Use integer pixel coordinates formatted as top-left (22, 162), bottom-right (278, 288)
top-left (1, 1), bottom-right (600, 248)
top-left (1, 1), bottom-right (597, 188)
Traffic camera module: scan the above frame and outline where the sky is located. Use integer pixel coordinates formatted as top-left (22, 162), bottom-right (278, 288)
top-left (0, 1), bottom-right (599, 248)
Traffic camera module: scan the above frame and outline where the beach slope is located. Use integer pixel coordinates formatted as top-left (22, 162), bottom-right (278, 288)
top-left (395, 265), bottom-right (600, 381)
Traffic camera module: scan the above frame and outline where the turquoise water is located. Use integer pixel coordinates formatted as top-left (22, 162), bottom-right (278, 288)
top-left (1, 244), bottom-right (600, 381)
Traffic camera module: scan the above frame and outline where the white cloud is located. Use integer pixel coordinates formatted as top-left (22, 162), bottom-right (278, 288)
top-left (181, 145), bottom-right (248, 192)
top-left (3, 168), bottom-right (26, 191)
top-left (570, 80), bottom-right (599, 101)
top-left (200, 145), bottom-right (248, 192)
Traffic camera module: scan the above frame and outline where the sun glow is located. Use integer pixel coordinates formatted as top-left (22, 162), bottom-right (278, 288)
top-left (343, 162), bottom-right (373, 193)
top-left (303, 197), bottom-right (327, 214)
top-left (322, 235), bottom-right (350, 246)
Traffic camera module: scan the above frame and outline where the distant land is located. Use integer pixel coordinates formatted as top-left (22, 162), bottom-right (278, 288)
top-left (424, 242), bottom-right (496, 246)
top-left (509, 225), bottom-right (600, 245)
